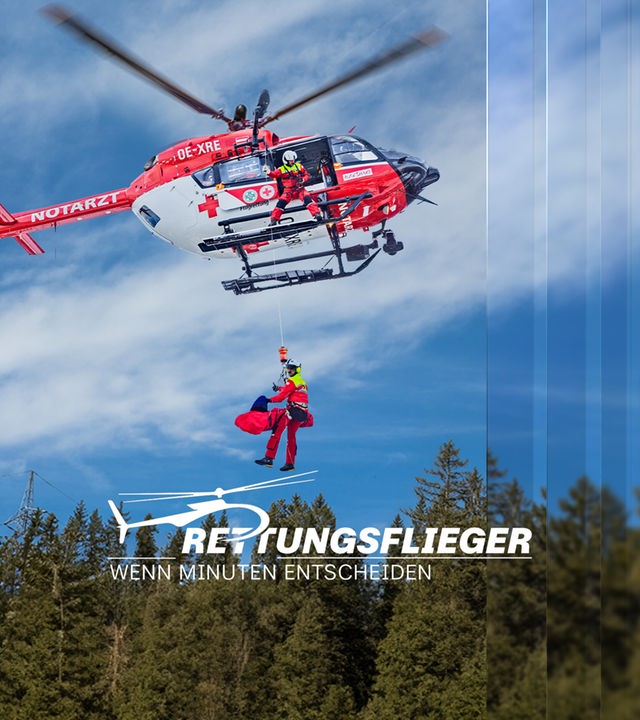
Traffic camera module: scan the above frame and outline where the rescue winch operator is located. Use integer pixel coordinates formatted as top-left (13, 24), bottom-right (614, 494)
top-left (255, 358), bottom-right (309, 471)
top-left (264, 150), bottom-right (322, 225)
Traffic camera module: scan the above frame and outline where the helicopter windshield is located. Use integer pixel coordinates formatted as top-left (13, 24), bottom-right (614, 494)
top-left (193, 166), bottom-right (216, 188)
top-left (219, 155), bottom-right (267, 185)
top-left (192, 155), bottom-right (268, 189)
top-left (330, 136), bottom-right (380, 165)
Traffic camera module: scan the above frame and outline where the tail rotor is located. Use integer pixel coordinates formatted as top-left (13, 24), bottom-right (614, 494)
top-left (108, 500), bottom-right (130, 544)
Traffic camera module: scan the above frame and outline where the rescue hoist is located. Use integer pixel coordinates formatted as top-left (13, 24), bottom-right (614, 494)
top-left (275, 345), bottom-right (289, 389)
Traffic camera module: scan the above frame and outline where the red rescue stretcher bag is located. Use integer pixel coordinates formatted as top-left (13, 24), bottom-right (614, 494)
top-left (235, 403), bottom-right (314, 435)
top-left (234, 410), bottom-right (271, 434)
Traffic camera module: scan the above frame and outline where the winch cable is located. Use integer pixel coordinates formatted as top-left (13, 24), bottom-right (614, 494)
top-left (271, 248), bottom-right (289, 387)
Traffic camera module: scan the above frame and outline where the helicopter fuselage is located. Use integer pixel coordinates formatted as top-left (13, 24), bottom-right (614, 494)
top-left (3, 8), bottom-right (446, 292)
top-left (0, 128), bottom-right (439, 260)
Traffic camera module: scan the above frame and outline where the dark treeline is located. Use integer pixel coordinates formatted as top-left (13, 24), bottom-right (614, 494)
top-left (0, 440), bottom-right (638, 719)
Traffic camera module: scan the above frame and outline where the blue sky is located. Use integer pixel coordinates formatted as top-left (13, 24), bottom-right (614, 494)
top-left (487, 0), bottom-right (639, 518)
top-left (0, 0), bottom-right (637, 541)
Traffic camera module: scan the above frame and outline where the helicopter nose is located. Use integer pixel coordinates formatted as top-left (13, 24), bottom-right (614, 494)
top-left (395, 158), bottom-right (439, 201)
top-left (380, 149), bottom-right (439, 203)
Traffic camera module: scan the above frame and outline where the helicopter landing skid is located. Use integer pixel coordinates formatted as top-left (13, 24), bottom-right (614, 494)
top-left (221, 250), bottom-right (381, 294)
top-left (220, 224), bottom-right (381, 294)
top-left (198, 217), bottom-right (323, 253)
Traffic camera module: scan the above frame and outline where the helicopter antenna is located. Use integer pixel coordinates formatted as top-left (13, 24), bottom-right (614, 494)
top-left (406, 192), bottom-right (438, 206)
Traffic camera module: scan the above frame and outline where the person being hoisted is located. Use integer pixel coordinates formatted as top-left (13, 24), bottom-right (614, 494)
top-left (255, 358), bottom-right (309, 471)
top-left (264, 150), bottom-right (322, 226)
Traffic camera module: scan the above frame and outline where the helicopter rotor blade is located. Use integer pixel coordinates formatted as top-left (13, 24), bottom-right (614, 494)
top-left (255, 89), bottom-right (271, 120)
top-left (120, 492), bottom-right (216, 504)
top-left (41, 4), bottom-right (232, 124)
top-left (215, 471), bottom-right (317, 496)
top-left (118, 471), bottom-right (318, 504)
top-left (252, 88), bottom-right (271, 147)
top-left (262, 26), bottom-right (449, 124)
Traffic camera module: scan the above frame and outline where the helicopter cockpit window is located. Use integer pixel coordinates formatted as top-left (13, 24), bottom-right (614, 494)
top-left (218, 155), bottom-right (267, 186)
top-left (193, 165), bottom-right (217, 188)
top-left (330, 136), bottom-right (379, 165)
top-left (143, 155), bottom-right (157, 172)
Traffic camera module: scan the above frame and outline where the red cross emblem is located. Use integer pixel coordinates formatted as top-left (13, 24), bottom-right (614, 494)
top-left (197, 194), bottom-right (220, 218)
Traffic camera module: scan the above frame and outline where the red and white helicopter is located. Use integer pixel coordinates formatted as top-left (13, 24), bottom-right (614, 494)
top-left (0, 6), bottom-right (446, 294)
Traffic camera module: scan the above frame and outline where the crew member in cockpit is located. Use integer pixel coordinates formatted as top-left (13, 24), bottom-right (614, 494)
top-left (228, 104), bottom-right (251, 131)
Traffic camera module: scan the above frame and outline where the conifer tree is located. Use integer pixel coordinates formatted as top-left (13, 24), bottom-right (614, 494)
top-left (0, 510), bottom-right (112, 719)
top-left (547, 476), bottom-right (601, 720)
top-left (365, 442), bottom-right (487, 719)
top-left (132, 515), bottom-right (159, 591)
top-left (271, 592), bottom-right (358, 720)
top-left (600, 485), bottom-right (636, 714)
top-left (408, 439), bottom-right (471, 526)
top-left (372, 513), bottom-right (404, 642)
top-left (101, 502), bottom-right (132, 708)
top-left (486, 462), bottom-right (547, 712)
top-left (492, 642), bottom-right (547, 720)
top-left (250, 492), bottom-right (376, 713)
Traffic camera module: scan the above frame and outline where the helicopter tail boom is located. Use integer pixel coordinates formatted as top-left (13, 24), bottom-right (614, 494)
top-left (0, 189), bottom-right (132, 251)
top-left (0, 202), bottom-right (45, 254)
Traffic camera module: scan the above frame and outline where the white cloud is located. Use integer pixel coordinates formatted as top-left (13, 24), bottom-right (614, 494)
top-left (0, 0), bottom-right (634, 468)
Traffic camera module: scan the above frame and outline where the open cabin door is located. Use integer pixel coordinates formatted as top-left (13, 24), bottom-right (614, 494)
top-left (270, 137), bottom-right (337, 190)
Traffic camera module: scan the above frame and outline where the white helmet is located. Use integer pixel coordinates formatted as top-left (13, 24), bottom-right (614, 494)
top-left (283, 150), bottom-right (298, 165)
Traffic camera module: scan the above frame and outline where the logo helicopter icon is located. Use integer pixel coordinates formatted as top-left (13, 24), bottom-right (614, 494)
top-left (108, 471), bottom-right (317, 545)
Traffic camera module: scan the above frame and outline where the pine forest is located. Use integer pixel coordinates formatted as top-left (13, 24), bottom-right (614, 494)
top-left (1, 440), bottom-right (638, 719)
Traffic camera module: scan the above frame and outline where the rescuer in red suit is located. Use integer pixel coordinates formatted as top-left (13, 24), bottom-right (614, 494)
top-left (264, 150), bottom-right (321, 225)
top-left (255, 358), bottom-right (309, 471)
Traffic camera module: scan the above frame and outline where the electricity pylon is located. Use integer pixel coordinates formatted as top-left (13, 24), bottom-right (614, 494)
top-left (4, 470), bottom-right (38, 535)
